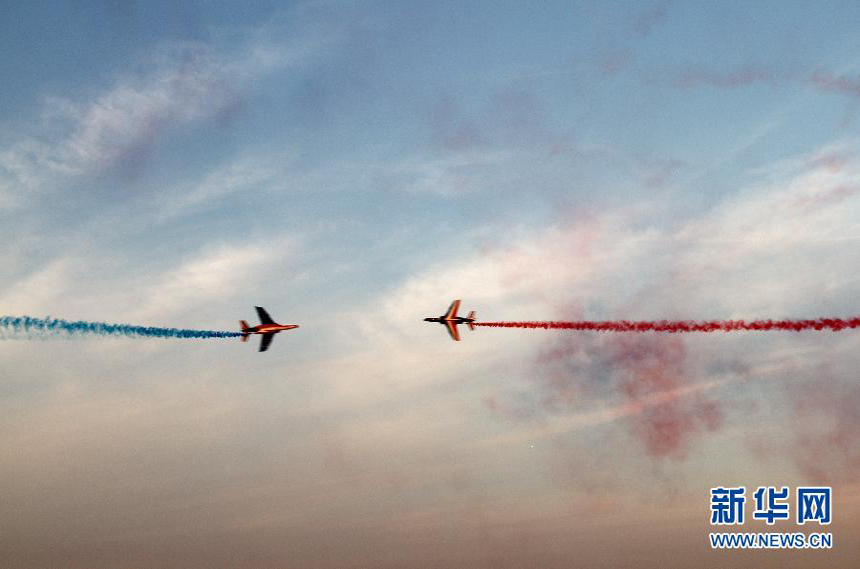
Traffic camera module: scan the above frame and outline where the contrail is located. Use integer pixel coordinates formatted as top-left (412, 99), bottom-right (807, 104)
top-left (0, 315), bottom-right (242, 340)
top-left (474, 317), bottom-right (860, 333)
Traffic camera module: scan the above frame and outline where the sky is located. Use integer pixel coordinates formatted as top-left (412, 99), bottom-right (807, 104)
top-left (1, 1), bottom-right (859, 567)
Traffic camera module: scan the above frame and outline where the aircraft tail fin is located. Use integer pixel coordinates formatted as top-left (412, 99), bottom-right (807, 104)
top-left (467, 311), bottom-right (476, 330)
top-left (240, 320), bottom-right (250, 332)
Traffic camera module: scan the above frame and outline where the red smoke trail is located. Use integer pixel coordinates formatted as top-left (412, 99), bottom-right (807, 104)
top-left (475, 317), bottom-right (860, 333)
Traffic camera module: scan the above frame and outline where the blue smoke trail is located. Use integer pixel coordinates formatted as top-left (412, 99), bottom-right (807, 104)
top-left (0, 315), bottom-right (242, 340)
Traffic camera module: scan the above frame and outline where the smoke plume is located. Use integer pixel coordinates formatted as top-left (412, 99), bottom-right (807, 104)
top-left (476, 317), bottom-right (859, 332)
top-left (0, 315), bottom-right (241, 340)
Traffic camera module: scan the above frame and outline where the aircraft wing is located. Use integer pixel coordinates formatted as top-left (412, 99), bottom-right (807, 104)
top-left (259, 332), bottom-right (276, 352)
top-left (256, 306), bottom-right (276, 325)
top-left (445, 320), bottom-right (461, 341)
top-left (444, 299), bottom-right (461, 319)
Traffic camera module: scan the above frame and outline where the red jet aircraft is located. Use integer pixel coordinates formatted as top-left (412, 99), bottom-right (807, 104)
top-left (240, 306), bottom-right (299, 352)
top-left (424, 299), bottom-right (476, 341)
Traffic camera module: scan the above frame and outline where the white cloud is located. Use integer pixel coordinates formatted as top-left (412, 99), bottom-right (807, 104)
top-left (672, 141), bottom-right (860, 315)
top-left (0, 259), bottom-right (72, 316)
top-left (0, 34), bottom-right (313, 209)
top-left (397, 151), bottom-right (513, 196)
top-left (155, 152), bottom-right (291, 221)
top-left (0, 237), bottom-right (296, 328)
top-left (140, 242), bottom-right (285, 320)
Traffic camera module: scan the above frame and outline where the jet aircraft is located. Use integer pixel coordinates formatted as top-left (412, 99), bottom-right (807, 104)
top-left (240, 307), bottom-right (299, 352)
top-left (424, 299), bottom-right (476, 341)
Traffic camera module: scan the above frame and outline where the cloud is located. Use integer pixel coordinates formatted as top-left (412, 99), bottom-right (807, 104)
top-left (790, 370), bottom-right (860, 483)
top-left (0, 31), bottom-right (314, 209)
top-left (155, 152), bottom-right (291, 221)
top-left (810, 71), bottom-right (860, 98)
top-left (395, 151), bottom-right (513, 196)
top-left (0, 259), bottom-right (72, 317)
top-left (670, 142), bottom-right (860, 315)
top-left (0, 237), bottom-right (295, 330)
top-left (669, 64), bottom-right (860, 101)
top-left (139, 242), bottom-right (285, 320)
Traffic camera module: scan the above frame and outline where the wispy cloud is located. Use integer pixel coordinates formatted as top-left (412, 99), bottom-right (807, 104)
top-left (671, 64), bottom-right (860, 101)
top-left (0, 31), bottom-right (317, 209)
top-left (138, 241), bottom-right (287, 320)
top-left (810, 70), bottom-right (860, 98)
top-left (0, 237), bottom-right (296, 328)
top-left (155, 152), bottom-right (291, 221)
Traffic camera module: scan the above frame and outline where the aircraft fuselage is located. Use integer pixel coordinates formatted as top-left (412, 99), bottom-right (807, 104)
top-left (424, 317), bottom-right (473, 325)
top-left (243, 324), bottom-right (299, 334)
